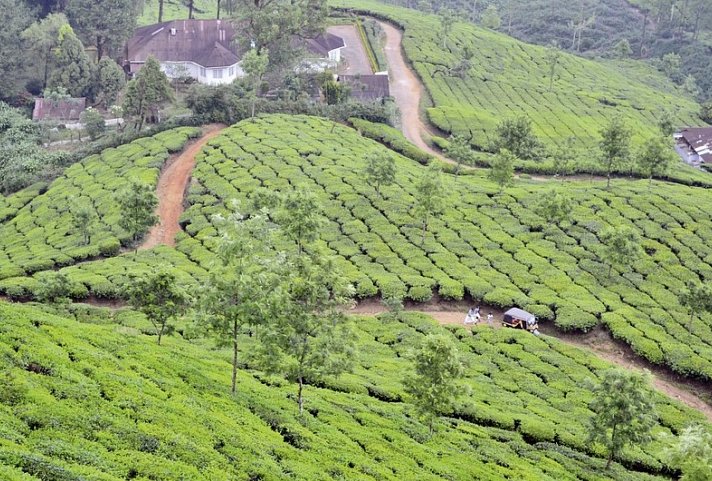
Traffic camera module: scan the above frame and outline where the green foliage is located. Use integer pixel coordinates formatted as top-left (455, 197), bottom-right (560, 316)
top-left (66, 0), bottom-right (137, 58)
top-left (364, 151), bottom-right (397, 195)
top-left (48, 24), bottom-right (94, 98)
top-left (81, 107), bottom-right (106, 140)
top-left (123, 56), bottom-right (174, 130)
top-left (480, 4), bottom-right (501, 29)
top-left (488, 148), bottom-right (516, 193)
top-left (21, 13), bottom-right (68, 92)
top-left (587, 369), bottom-right (657, 468)
top-left (0, 0), bottom-right (33, 99)
top-left (414, 164), bottom-right (444, 245)
top-left (678, 282), bottom-right (712, 333)
top-left (667, 425), bottom-right (712, 481)
top-left (600, 225), bottom-right (642, 277)
top-left (612, 39), bottom-right (632, 59)
top-left (1, 302), bottom-right (700, 479)
top-left (491, 116), bottom-right (542, 160)
top-left (659, 52), bottom-right (682, 83)
top-left (34, 271), bottom-right (73, 304)
top-left (404, 333), bottom-right (466, 433)
top-left (71, 197), bottom-right (98, 245)
top-left (242, 49), bottom-right (270, 117)
top-left (599, 116), bottom-right (632, 187)
top-left (334, 0), bottom-right (702, 155)
top-left (128, 271), bottom-right (189, 344)
top-left (636, 136), bottom-right (676, 185)
top-left (535, 189), bottom-right (571, 226)
top-left (445, 134), bottom-right (475, 173)
top-left (116, 181), bottom-right (158, 244)
top-left (96, 57), bottom-right (126, 108)
top-left (0, 101), bottom-right (70, 193)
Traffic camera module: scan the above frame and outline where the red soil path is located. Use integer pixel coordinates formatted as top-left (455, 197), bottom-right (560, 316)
top-left (140, 124), bottom-right (225, 250)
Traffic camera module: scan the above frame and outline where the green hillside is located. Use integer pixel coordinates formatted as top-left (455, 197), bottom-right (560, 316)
top-left (3, 115), bottom-right (712, 384)
top-left (0, 301), bottom-right (706, 479)
top-left (337, 0), bottom-right (702, 149)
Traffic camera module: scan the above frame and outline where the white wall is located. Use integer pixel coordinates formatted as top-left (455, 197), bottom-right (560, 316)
top-left (160, 60), bottom-right (244, 85)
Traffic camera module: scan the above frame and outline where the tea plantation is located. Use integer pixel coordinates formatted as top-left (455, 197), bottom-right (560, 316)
top-left (337, 0), bottom-right (702, 149)
top-left (0, 301), bottom-right (707, 480)
top-left (4, 115), bottom-right (712, 384)
top-left (0, 127), bottom-right (200, 282)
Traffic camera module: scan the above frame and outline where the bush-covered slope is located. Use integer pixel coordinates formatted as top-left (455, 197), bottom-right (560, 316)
top-left (0, 127), bottom-right (200, 281)
top-left (0, 301), bottom-right (706, 479)
top-left (337, 0), bottom-right (702, 149)
top-left (4, 115), bottom-right (712, 382)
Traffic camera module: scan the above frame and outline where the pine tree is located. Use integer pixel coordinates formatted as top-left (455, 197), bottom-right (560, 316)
top-left (122, 56), bottom-right (173, 130)
top-left (48, 24), bottom-right (94, 98)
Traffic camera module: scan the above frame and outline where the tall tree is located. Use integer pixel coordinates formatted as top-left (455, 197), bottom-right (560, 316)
top-left (66, 0), bottom-right (138, 59)
top-left (129, 271), bottom-right (189, 345)
top-left (600, 225), bottom-right (642, 278)
top-left (678, 281), bottom-right (712, 333)
top-left (201, 207), bottom-right (282, 395)
top-left (535, 189), bottom-right (571, 227)
top-left (274, 188), bottom-right (324, 256)
top-left (488, 148), bottom-right (516, 194)
top-left (667, 424), bottom-right (712, 481)
top-left (414, 165), bottom-right (444, 246)
top-left (438, 8), bottom-right (457, 49)
top-left (0, 0), bottom-right (33, 100)
top-left (115, 181), bottom-right (158, 245)
top-left (241, 49), bottom-right (269, 118)
top-left (71, 198), bottom-right (97, 245)
top-left (364, 152), bottom-right (397, 196)
top-left (587, 369), bottom-right (656, 469)
top-left (480, 4), bottom-right (501, 29)
top-left (598, 116), bottom-right (632, 188)
top-left (491, 116), bottom-right (541, 160)
top-left (234, 0), bottom-right (327, 68)
top-left (545, 43), bottom-right (561, 92)
top-left (445, 134), bottom-right (475, 174)
top-left (257, 251), bottom-right (355, 415)
top-left (47, 24), bottom-right (94, 98)
top-left (96, 57), bottom-right (126, 108)
top-left (22, 13), bottom-right (68, 90)
top-left (636, 136), bottom-right (676, 187)
top-left (404, 333), bottom-right (466, 434)
top-left (122, 56), bottom-right (173, 130)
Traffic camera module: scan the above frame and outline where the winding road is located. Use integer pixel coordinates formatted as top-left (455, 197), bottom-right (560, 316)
top-left (379, 21), bottom-right (445, 160)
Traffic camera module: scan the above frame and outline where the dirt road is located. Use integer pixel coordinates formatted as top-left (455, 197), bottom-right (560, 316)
top-left (351, 300), bottom-right (712, 421)
top-left (328, 25), bottom-right (373, 75)
top-left (140, 124), bottom-right (225, 250)
top-left (379, 21), bottom-right (444, 160)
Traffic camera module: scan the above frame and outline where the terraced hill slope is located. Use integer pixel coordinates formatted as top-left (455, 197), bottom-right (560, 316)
top-left (3, 115), bottom-right (712, 383)
top-left (337, 0), bottom-right (703, 149)
top-left (0, 301), bottom-right (707, 479)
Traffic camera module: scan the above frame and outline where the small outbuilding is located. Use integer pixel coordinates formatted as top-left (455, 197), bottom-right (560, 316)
top-left (338, 74), bottom-right (390, 102)
top-left (675, 127), bottom-right (712, 167)
top-left (32, 97), bottom-right (87, 122)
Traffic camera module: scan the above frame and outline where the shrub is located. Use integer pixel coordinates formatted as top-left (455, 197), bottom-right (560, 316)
top-left (554, 306), bottom-right (598, 332)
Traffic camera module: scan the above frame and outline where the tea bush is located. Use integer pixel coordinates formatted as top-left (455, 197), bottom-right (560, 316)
top-left (0, 302), bottom-right (705, 479)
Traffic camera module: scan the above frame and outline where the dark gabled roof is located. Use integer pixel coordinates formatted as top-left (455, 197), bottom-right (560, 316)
top-left (678, 127), bottom-right (712, 163)
top-left (126, 19), bottom-right (243, 68)
top-left (303, 33), bottom-right (345, 56)
top-left (32, 98), bottom-right (86, 121)
top-left (338, 74), bottom-right (390, 101)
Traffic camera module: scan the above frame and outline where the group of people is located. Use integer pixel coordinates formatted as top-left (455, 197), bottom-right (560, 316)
top-left (464, 306), bottom-right (494, 326)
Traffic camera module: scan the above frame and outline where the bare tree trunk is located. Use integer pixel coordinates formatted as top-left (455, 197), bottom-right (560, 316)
top-left (217, 0), bottom-right (221, 19)
top-left (158, 0), bottom-right (164, 22)
top-left (298, 376), bottom-right (304, 415)
top-left (231, 319), bottom-right (238, 394)
top-left (639, 12), bottom-right (648, 57)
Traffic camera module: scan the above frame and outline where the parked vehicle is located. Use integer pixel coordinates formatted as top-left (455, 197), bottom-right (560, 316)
top-left (502, 308), bottom-right (540, 335)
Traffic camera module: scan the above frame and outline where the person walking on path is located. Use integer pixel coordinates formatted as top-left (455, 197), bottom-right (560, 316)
top-left (487, 313), bottom-right (494, 326)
